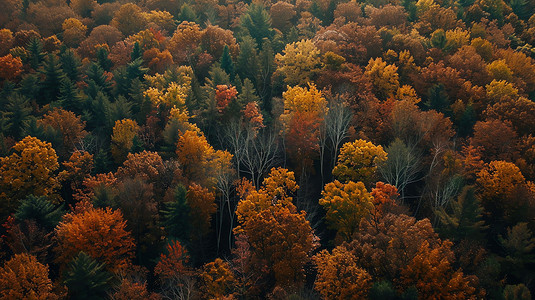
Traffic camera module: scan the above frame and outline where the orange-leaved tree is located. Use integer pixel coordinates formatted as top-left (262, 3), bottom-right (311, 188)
top-left (199, 258), bottom-right (237, 299)
top-left (0, 253), bottom-right (58, 300)
top-left (313, 245), bottom-right (372, 299)
top-left (55, 204), bottom-right (135, 271)
top-left (235, 168), bottom-right (313, 287)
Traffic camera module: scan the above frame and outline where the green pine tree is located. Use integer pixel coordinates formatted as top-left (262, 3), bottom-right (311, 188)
top-left (236, 36), bottom-right (260, 83)
top-left (131, 42), bottom-right (142, 61)
top-left (240, 4), bottom-right (274, 49)
top-left (436, 186), bottom-right (488, 242)
top-left (60, 49), bottom-right (82, 82)
top-left (40, 53), bottom-right (66, 105)
top-left (424, 83), bottom-right (450, 115)
top-left (1, 93), bottom-right (32, 139)
top-left (26, 38), bottom-right (45, 70)
top-left (96, 46), bottom-right (113, 72)
top-left (58, 77), bottom-right (83, 114)
top-left (220, 45), bottom-right (236, 80)
top-left (179, 3), bottom-right (198, 22)
top-left (14, 195), bottom-right (65, 230)
top-left (161, 185), bottom-right (191, 242)
top-left (63, 252), bottom-right (113, 300)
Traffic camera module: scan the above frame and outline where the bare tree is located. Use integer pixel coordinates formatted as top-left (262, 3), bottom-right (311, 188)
top-left (241, 129), bottom-right (281, 188)
top-left (325, 99), bottom-right (352, 174)
top-left (379, 138), bottom-right (421, 202)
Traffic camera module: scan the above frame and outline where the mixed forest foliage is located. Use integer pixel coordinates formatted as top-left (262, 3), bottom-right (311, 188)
top-left (1, 0), bottom-right (535, 298)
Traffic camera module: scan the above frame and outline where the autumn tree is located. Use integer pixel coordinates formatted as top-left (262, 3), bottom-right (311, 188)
top-left (235, 168), bottom-right (313, 287)
top-left (348, 213), bottom-right (440, 280)
top-left (270, 2), bottom-right (296, 33)
top-left (400, 240), bottom-right (481, 299)
top-left (55, 205), bottom-right (135, 271)
top-left (62, 18), bottom-right (87, 47)
top-left (0, 253), bottom-right (58, 300)
top-left (111, 3), bottom-right (147, 36)
top-left (38, 108), bottom-right (87, 159)
top-left (155, 240), bottom-right (195, 300)
top-left (313, 245), bottom-right (372, 299)
top-left (280, 84), bottom-right (327, 172)
top-left (332, 139), bottom-right (388, 186)
top-left (319, 180), bottom-right (374, 241)
top-left (0, 136), bottom-right (59, 216)
top-left (168, 21), bottom-right (203, 65)
top-left (476, 161), bottom-right (533, 227)
top-left (199, 258), bottom-right (236, 298)
top-left (275, 39), bottom-right (321, 85)
top-left (365, 57), bottom-right (400, 99)
top-left (111, 119), bottom-right (140, 164)
top-left (0, 54), bottom-right (23, 81)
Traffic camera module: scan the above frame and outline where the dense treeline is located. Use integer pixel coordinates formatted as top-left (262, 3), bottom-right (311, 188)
top-left (1, 0), bottom-right (535, 298)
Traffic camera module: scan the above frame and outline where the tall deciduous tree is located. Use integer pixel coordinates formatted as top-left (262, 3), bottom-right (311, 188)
top-left (55, 205), bottom-right (135, 271)
top-left (0, 253), bottom-right (58, 300)
top-left (332, 139), bottom-right (388, 186)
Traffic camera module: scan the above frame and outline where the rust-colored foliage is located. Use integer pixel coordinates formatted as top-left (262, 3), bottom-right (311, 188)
top-left (313, 245), bottom-right (372, 300)
top-left (116, 150), bottom-right (165, 182)
top-left (59, 151), bottom-right (93, 190)
top-left (0, 54), bottom-right (23, 81)
top-left (38, 108), bottom-right (87, 158)
top-left (400, 240), bottom-right (482, 299)
top-left (187, 183), bottom-right (216, 237)
top-left (370, 182), bottom-right (399, 220)
top-left (215, 84), bottom-right (238, 113)
top-left (0, 253), bottom-right (58, 300)
top-left (154, 240), bottom-right (190, 280)
top-left (55, 205), bottom-right (135, 271)
top-left (111, 278), bottom-right (159, 300)
top-left (235, 168), bottom-right (313, 287)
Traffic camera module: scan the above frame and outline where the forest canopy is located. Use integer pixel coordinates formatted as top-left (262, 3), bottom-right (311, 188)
top-left (1, 0), bottom-right (535, 298)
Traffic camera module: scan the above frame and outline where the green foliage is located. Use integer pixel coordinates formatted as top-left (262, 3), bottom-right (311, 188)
top-left (240, 4), bottom-right (274, 49)
top-left (96, 47), bottom-right (112, 71)
top-left (60, 49), bottom-right (81, 82)
top-left (63, 252), bottom-right (113, 300)
top-left (179, 3), bottom-right (198, 23)
top-left (424, 83), bottom-right (450, 115)
top-left (40, 53), bottom-right (65, 105)
top-left (162, 185), bottom-right (191, 242)
top-left (436, 186), bottom-right (488, 242)
top-left (26, 38), bottom-right (44, 70)
top-left (14, 195), bottom-right (64, 230)
top-left (1, 93), bottom-right (32, 139)
top-left (58, 77), bottom-right (83, 114)
top-left (220, 45), bottom-right (236, 80)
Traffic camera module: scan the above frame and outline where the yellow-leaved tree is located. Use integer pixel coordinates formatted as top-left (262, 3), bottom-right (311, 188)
top-left (332, 139), bottom-right (388, 186)
top-left (319, 180), bottom-right (374, 241)
top-left (275, 39), bottom-right (321, 86)
top-left (0, 136), bottom-right (60, 216)
top-left (111, 119), bottom-right (140, 164)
